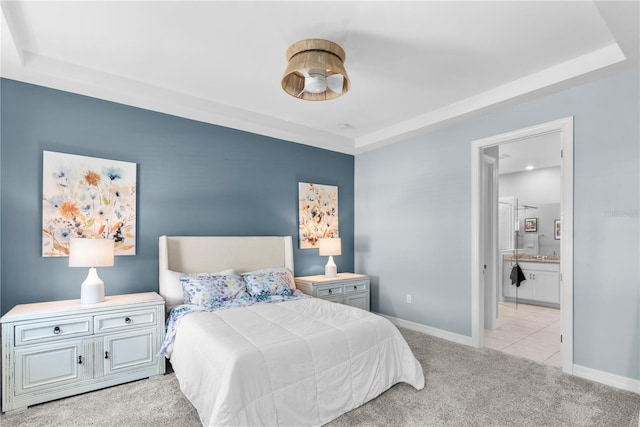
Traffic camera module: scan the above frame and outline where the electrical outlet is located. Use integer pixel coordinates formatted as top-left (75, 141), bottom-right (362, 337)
top-left (406, 294), bottom-right (412, 304)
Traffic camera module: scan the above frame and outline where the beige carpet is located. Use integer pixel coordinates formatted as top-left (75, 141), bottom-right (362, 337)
top-left (1, 328), bottom-right (639, 426)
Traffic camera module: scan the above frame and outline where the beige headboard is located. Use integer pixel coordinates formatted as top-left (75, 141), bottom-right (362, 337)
top-left (158, 235), bottom-right (294, 307)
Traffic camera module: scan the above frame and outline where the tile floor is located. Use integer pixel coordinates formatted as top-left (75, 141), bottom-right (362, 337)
top-left (484, 301), bottom-right (561, 367)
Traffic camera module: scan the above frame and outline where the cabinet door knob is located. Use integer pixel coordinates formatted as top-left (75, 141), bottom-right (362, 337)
top-left (105, 351), bottom-right (109, 360)
top-left (78, 355), bottom-right (83, 365)
top-left (53, 326), bottom-right (61, 335)
top-left (328, 289), bottom-right (332, 295)
top-left (353, 285), bottom-right (357, 290)
top-left (124, 317), bottom-right (132, 324)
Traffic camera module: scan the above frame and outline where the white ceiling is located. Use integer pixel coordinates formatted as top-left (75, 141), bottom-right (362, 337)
top-left (498, 132), bottom-right (561, 175)
top-left (1, 1), bottom-right (638, 155)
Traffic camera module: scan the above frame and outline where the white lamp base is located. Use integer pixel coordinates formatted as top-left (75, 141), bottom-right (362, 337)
top-left (324, 255), bottom-right (337, 278)
top-left (80, 267), bottom-right (105, 304)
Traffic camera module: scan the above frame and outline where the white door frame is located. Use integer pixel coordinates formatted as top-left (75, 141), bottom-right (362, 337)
top-left (471, 117), bottom-right (574, 374)
top-left (482, 153), bottom-right (500, 330)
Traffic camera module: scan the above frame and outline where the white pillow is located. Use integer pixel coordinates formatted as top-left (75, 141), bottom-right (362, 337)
top-left (164, 268), bottom-right (234, 311)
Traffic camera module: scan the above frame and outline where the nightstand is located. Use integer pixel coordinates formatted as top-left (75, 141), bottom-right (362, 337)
top-left (295, 273), bottom-right (370, 311)
top-left (1, 292), bottom-right (165, 413)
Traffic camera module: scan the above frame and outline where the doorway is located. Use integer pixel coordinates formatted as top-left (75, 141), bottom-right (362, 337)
top-left (471, 117), bottom-right (574, 375)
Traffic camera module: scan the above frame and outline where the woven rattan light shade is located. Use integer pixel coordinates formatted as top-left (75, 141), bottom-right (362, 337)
top-left (281, 39), bottom-right (350, 101)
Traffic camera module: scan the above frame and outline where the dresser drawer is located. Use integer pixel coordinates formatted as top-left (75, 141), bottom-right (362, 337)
top-left (94, 309), bottom-right (157, 333)
top-left (294, 274), bottom-right (371, 312)
top-left (317, 286), bottom-right (343, 298)
top-left (342, 280), bottom-right (369, 295)
top-left (15, 317), bottom-right (93, 346)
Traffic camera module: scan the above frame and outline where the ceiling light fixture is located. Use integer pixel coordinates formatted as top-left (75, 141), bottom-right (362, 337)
top-left (525, 165), bottom-right (535, 171)
top-left (281, 39), bottom-right (350, 101)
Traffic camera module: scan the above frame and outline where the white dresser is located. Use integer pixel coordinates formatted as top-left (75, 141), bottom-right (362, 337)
top-left (1, 292), bottom-right (165, 413)
top-left (295, 273), bottom-right (370, 311)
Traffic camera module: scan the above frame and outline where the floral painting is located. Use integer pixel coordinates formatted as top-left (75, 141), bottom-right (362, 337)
top-left (298, 182), bottom-right (338, 249)
top-left (42, 151), bottom-right (136, 257)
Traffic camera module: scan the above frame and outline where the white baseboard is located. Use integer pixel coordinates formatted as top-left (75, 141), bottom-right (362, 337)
top-left (377, 312), bottom-right (640, 395)
top-left (573, 364), bottom-right (640, 394)
top-left (376, 313), bottom-right (473, 347)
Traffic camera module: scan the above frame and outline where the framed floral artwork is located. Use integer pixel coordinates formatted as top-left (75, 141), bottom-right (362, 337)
top-left (298, 182), bottom-right (338, 249)
top-left (42, 151), bottom-right (137, 257)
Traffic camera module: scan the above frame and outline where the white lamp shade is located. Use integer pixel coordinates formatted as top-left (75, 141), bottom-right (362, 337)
top-left (69, 238), bottom-right (115, 267)
top-left (69, 238), bottom-right (114, 304)
top-left (319, 238), bottom-right (341, 256)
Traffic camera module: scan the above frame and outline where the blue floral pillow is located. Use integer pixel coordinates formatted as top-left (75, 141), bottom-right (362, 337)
top-left (242, 269), bottom-right (297, 299)
top-left (180, 273), bottom-right (247, 306)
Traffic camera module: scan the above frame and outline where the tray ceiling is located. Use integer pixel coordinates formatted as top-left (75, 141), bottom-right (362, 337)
top-left (1, 1), bottom-right (638, 154)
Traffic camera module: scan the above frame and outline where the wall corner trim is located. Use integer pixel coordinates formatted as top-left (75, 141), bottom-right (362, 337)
top-left (573, 364), bottom-right (640, 394)
top-left (376, 313), bottom-right (473, 347)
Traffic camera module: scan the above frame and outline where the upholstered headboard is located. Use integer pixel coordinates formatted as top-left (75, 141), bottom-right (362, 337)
top-left (158, 235), bottom-right (294, 309)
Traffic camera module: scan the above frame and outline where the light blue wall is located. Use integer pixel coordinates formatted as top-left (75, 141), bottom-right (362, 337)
top-left (355, 129), bottom-right (472, 334)
top-left (0, 79), bottom-right (355, 315)
top-left (355, 67), bottom-right (639, 380)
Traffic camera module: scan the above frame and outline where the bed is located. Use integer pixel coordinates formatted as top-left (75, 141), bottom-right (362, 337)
top-left (159, 235), bottom-right (424, 426)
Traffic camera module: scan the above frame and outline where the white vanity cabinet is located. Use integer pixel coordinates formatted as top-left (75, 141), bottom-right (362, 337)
top-left (1, 292), bottom-right (165, 413)
top-left (295, 273), bottom-right (370, 311)
top-left (503, 261), bottom-right (560, 307)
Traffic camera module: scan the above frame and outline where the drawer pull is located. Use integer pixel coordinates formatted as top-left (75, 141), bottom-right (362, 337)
top-left (53, 326), bottom-right (61, 335)
top-left (105, 351), bottom-right (109, 360)
top-left (353, 285), bottom-right (358, 290)
top-left (124, 317), bottom-right (132, 324)
top-left (328, 289), bottom-right (332, 295)
top-left (78, 355), bottom-right (83, 365)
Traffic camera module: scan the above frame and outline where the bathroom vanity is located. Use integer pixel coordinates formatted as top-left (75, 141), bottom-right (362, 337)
top-left (502, 255), bottom-right (560, 307)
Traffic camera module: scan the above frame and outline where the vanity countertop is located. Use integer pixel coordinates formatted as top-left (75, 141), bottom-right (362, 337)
top-left (503, 254), bottom-right (560, 263)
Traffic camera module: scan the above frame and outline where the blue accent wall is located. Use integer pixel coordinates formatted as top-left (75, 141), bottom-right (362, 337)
top-left (0, 78), bottom-right (354, 314)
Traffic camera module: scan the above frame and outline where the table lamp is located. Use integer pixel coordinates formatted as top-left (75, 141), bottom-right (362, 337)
top-left (319, 238), bottom-right (341, 278)
top-left (69, 238), bottom-right (114, 304)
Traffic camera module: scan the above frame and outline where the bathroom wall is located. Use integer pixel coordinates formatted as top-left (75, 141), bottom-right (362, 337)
top-left (499, 166), bottom-right (561, 204)
top-left (499, 167), bottom-right (561, 255)
top-left (533, 203), bottom-right (561, 255)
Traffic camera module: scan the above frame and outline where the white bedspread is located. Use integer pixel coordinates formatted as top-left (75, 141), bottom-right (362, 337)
top-left (169, 298), bottom-right (424, 426)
